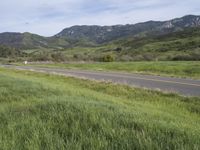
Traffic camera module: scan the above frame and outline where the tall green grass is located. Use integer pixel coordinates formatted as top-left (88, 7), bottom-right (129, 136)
top-left (0, 67), bottom-right (200, 149)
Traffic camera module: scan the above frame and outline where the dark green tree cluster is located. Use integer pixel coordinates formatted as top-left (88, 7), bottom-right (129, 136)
top-left (0, 45), bottom-right (21, 58)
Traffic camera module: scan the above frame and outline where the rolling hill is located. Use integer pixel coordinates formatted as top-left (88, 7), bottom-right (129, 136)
top-left (0, 15), bottom-right (200, 61)
top-left (0, 15), bottom-right (199, 49)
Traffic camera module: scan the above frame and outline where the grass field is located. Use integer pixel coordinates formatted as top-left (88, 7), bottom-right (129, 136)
top-left (0, 67), bottom-right (200, 149)
top-left (20, 61), bottom-right (200, 79)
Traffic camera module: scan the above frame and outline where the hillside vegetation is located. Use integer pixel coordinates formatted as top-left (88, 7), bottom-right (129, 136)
top-left (0, 15), bottom-right (200, 62)
top-left (109, 27), bottom-right (200, 61)
top-left (62, 27), bottom-right (200, 61)
top-left (0, 68), bottom-right (200, 149)
top-left (3, 27), bottom-right (198, 62)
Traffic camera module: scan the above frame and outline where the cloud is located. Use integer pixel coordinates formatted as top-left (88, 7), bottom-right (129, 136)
top-left (0, 0), bottom-right (199, 36)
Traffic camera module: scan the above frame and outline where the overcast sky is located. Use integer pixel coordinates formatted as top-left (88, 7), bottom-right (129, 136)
top-left (1, 0), bottom-right (200, 36)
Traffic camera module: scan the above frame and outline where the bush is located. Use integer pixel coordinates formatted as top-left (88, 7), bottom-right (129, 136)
top-left (31, 52), bottom-right (52, 61)
top-left (73, 54), bottom-right (89, 61)
top-left (119, 55), bottom-right (133, 61)
top-left (172, 54), bottom-right (192, 61)
top-left (114, 47), bottom-right (122, 52)
top-left (102, 54), bottom-right (115, 62)
top-left (51, 52), bottom-right (66, 62)
top-left (142, 53), bottom-right (155, 61)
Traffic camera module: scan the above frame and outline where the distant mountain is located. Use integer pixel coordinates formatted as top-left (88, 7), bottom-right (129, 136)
top-left (0, 32), bottom-right (72, 49)
top-left (56, 15), bottom-right (200, 44)
top-left (0, 15), bottom-right (200, 49)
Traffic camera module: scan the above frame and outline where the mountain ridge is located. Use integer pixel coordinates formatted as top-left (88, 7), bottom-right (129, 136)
top-left (0, 15), bottom-right (200, 49)
top-left (55, 15), bottom-right (200, 41)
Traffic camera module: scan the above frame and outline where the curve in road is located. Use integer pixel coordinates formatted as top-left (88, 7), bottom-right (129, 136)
top-left (2, 65), bottom-right (200, 97)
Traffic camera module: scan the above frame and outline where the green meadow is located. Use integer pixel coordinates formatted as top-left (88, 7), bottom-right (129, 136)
top-left (0, 67), bottom-right (200, 149)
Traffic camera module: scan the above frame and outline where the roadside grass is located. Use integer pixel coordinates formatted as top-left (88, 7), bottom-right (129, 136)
top-left (17, 61), bottom-right (200, 79)
top-left (0, 67), bottom-right (200, 149)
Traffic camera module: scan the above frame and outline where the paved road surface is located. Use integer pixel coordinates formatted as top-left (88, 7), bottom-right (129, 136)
top-left (2, 65), bottom-right (200, 97)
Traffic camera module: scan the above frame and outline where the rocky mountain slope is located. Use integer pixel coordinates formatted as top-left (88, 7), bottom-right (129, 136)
top-left (0, 15), bottom-right (199, 49)
top-left (56, 15), bottom-right (200, 43)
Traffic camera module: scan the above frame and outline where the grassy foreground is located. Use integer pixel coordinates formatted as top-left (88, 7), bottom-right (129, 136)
top-left (20, 61), bottom-right (200, 79)
top-left (0, 67), bottom-right (200, 149)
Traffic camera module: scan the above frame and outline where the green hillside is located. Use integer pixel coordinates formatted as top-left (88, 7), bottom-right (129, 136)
top-left (0, 15), bottom-right (200, 62)
top-left (53, 27), bottom-right (200, 62)
top-left (110, 27), bottom-right (200, 61)
top-left (1, 27), bottom-right (200, 62)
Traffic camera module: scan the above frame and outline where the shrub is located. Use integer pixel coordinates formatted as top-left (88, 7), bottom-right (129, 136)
top-left (102, 54), bottom-right (115, 62)
top-left (114, 47), bottom-right (122, 52)
top-left (31, 52), bottom-right (52, 61)
top-left (172, 54), bottom-right (192, 61)
top-left (51, 52), bottom-right (66, 62)
top-left (142, 53), bottom-right (155, 61)
top-left (119, 55), bottom-right (133, 61)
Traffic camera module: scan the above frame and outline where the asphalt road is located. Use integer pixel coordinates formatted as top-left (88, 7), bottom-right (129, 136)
top-left (2, 65), bottom-right (200, 97)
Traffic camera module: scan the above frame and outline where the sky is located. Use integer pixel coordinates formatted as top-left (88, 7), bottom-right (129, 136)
top-left (0, 0), bottom-right (200, 36)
